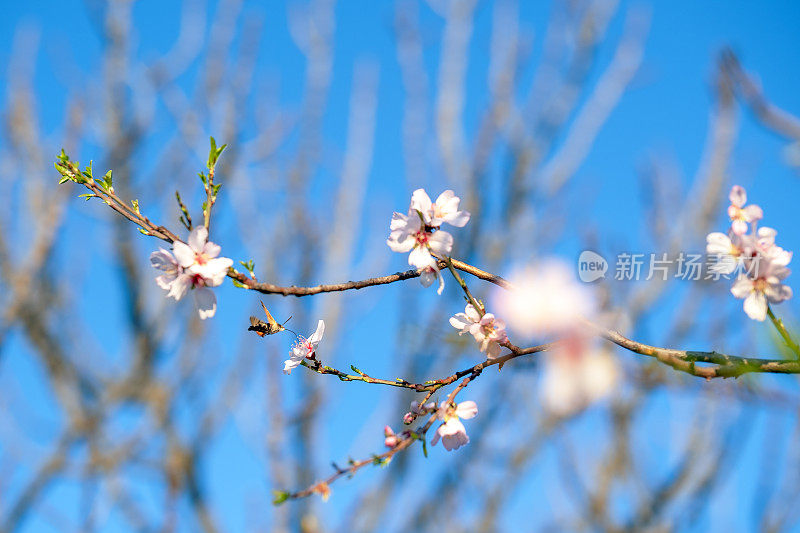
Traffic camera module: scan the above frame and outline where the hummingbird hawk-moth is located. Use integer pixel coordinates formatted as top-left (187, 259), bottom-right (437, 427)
top-left (248, 301), bottom-right (292, 336)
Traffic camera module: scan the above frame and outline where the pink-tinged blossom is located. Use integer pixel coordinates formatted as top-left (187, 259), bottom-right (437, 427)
top-left (706, 232), bottom-right (750, 275)
top-left (540, 337), bottom-right (619, 417)
top-left (284, 320), bottom-right (325, 375)
top-left (386, 211), bottom-right (453, 266)
top-left (431, 400), bottom-right (477, 451)
top-left (410, 400), bottom-right (436, 414)
top-left (173, 227), bottom-right (233, 286)
top-left (150, 227), bottom-right (233, 319)
top-left (449, 304), bottom-right (508, 359)
top-left (755, 227), bottom-right (792, 267)
top-left (404, 400), bottom-right (436, 424)
top-left (387, 210), bottom-right (452, 292)
top-left (493, 260), bottom-right (595, 339)
top-left (410, 188), bottom-right (471, 228)
top-left (730, 265), bottom-right (793, 321)
top-left (727, 185), bottom-right (763, 235)
top-left (384, 426), bottom-right (399, 448)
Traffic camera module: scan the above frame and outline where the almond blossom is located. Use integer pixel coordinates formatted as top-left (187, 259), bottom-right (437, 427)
top-left (540, 337), bottom-right (619, 417)
top-left (493, 260), bottom-right (595, 339)
top-left (384, 426), bottom-right (399, 448)
top-left (150, 227), bottom-right (233, 319)
top-left (404, 400), bottom-right (436, 424)
top-left (283, 320), bottom-right (325, 374)
top-left (707, 186), bottom-right (793, 321)
top-left (431, 400), bottom-right (477, 451)
top-left (410, 188), bottom-right (470, 228)
top-left (727, 185), bottom-right (763, 235)
top-left (731, 264), bottom-right (792, 321)
top-left (387, 188), bottom-right (470, 294)
top-left (449, 304), bottom-right (508, 359)
top-left (386, 210), bottom-right (452, 294)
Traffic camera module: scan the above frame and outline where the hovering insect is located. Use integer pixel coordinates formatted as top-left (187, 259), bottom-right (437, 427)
top-left (248, 301), bottom-right (293, 336)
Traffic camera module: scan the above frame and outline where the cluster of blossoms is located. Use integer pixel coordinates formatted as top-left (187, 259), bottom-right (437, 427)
top-left (449, 303), bottom-right (508, 359)
top-left (494, 261), bottom-right (619, 416)
top-left (150, 227), bottom-right (233, 319)
top-left (283, 320), bottom-right (325, 374)
top-left (387, 189), bottom-right (470, 294)
top-left (706, 185), bottom-right (792, 321)
top-left (387, 399), bottom-right (478, 451)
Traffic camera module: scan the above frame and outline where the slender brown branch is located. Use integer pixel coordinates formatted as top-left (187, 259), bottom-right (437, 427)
top-left (299, 342), bottom-right (553, 392)
top-left (59, 159), bottom-right (800, 382)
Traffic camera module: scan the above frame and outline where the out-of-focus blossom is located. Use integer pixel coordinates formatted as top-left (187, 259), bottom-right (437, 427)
top-left (150, 227), bottom-right (233, 319)
top-left (410, 188), bottom-right (470, 228)
top-left (493, 260), bottom-right (595, 339)
top-left (449, 304), bottom-right (508, 359)
top-left (727, 185), bottom-right (763, 235)
top-left (431, 400), bottom-right (477, 451)
top-left (284, 320), bottom-right (325, 374)
top-left (540, 337), bottom-right (619, 417)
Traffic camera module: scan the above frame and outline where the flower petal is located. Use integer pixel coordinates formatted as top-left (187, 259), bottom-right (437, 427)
top-left (729, 185), bottom-right (746, 207)
top-left (308, 319), bottom-right (325, 345)
top-left (743, 291), bottom-right (767, 321)
top-left (188, 226), bottom-right (208, 252)
top-left (172, 241), bottom-right (196, 268)
top-left (427, 230), bottom-right (453, 255)
top-left (194, 287), bottom-right (217, 319)
top-left (455, 401), bottom-right (478, 419)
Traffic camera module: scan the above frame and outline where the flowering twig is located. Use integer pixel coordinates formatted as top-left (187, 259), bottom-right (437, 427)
top-left (54, 157), bottom-right (800, 380)
top-left (296, 343), bottom-right (552, 392)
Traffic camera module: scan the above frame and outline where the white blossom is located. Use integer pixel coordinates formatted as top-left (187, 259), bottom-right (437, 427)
top-left (431, 400), bottom-right (477, 451)
top-left (410, 188), bottom-right (470, 228)
top-left (149, 227), bottom-right (233, 319)
top-left (449, 304), bottom-right (508, 359)
top-left (730, 264), bottom-right (792, 321)
top-left (727, 185), bottom-right (763, 235)
top-left (387, 210), bottom-right (452, 292)
top-left (284, 320), bottom-right (325, 375)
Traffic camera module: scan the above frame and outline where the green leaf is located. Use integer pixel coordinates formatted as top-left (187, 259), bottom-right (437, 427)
top-left (78, 193), bottom-right (95, 201)
top-left (57, 149), bottom-right (70, 163)
top-left (82, 160), bottom-right (93, 180)
top-left (207, 136), bottom-right (228, 169)
top-left (138, 228), bottom-right (151, 236)
top-left (231, 279), bottom-right (247, 288)
top-left (198, 171), bottom-right (207, 185)
top-left (131, 199), bottom-right (140, 213)
top-left (239, 260), bottom-right (255, 277)
top-left (272, 491), bottom-right (290, 506)
top-left (103, 169), bottom-right (113, 188)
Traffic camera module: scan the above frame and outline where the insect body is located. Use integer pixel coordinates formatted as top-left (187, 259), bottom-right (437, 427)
top-left (248, 301), bottom-right (292, 336)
